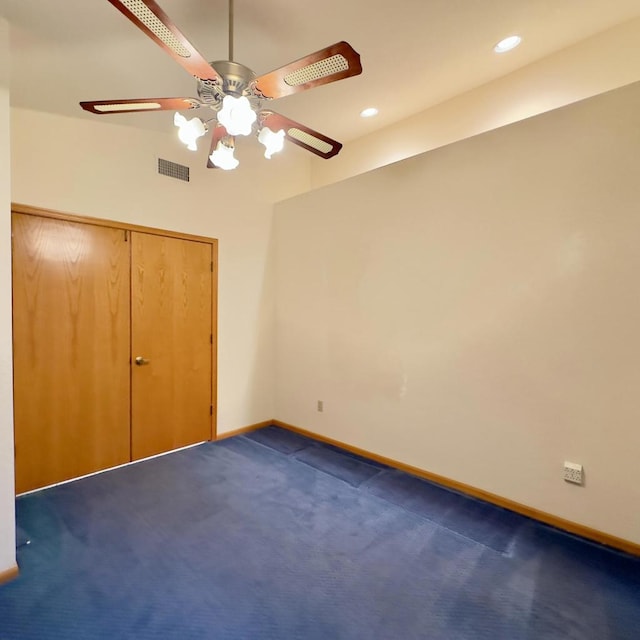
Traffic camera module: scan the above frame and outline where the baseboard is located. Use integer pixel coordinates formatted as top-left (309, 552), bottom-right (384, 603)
top-left (0, 564), bottom-right (19, 585)
top-left (216, 421), bottom-right (271, 441)
top-left (272, 419), bottom-right (640, 557)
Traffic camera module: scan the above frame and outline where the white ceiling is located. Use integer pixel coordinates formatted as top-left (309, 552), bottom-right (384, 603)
top-left (1, 0), bottom-right (639, 144)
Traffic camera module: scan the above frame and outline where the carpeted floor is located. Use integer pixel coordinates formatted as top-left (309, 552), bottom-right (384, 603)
top-left (1, 425), bottom-right (639, 639)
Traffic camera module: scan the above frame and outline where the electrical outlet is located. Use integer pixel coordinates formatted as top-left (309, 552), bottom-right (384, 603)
top-left (564, 461), bottom-right (583, 485)
top-left (317, 400), bottom-right (324, 412)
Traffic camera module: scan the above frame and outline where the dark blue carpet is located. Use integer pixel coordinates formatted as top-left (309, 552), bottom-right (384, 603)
top-left (294, 445), bottom-right (382, 487)
top-left (1, 426), bottom-right (639, 639)
top-left (15, 526), bottom-right (30, 548)
top-left (365, 470), bottom-right (524, 553)
top-left (244, 424), bottom-right (311, 454)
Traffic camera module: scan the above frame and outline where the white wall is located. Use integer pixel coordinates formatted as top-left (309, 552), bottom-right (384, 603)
top-left (10, 107), bottom-right (311, 434)
top-left (0, 17), bottom-right (16, 575)
top-left (275, 82), bottom-right (640, 544)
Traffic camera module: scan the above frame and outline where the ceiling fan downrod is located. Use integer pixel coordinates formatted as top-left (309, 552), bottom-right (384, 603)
top-left (228, 0), bottom-right (234, 62)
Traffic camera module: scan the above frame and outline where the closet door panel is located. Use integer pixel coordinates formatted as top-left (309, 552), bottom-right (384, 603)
top-left (12, 213), bottom-right (131, 493)
top-left (131, 232), bottom-right (212, 460)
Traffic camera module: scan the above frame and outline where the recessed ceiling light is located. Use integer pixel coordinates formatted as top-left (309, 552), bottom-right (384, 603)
top-left (360, 107), bottom-right (378, 118)
top-left (494, 35), bottom-right (522, 53)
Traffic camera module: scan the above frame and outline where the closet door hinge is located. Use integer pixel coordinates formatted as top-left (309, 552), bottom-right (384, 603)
top-left (124, 229), bottom-right (129, 242)
top-left (210, 261), bottom-right (214, 272)
top-left (210, 405), bottom-right (213, 415)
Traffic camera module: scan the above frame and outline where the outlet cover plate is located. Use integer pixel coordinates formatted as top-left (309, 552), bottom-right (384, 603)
top-left (564, 461), bottom-right (583, 484)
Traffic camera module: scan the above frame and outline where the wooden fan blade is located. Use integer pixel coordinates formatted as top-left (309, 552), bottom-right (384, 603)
top-left (206, 125), bottom-right (230, 168)
top-left (260, 112), bottom-right (342, 159)
top-left (106, 0), bottom-right (222, 82)
top-left (254, 41), bottom-right (362, 100)
top-left (80, 97), bottom-right (200, 114)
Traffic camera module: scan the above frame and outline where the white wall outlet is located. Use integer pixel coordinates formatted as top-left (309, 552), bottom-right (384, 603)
top-left (317, 400), bottom-right (324, 412)
top-left (564, 461), bottom-right (583, 485)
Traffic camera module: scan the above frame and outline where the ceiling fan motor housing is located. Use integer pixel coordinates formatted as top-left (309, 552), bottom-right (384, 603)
top-left (197, 60), bottom-right (259, 108)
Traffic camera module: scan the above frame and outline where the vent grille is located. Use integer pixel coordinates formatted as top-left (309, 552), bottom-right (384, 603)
top-left (158, 158), bottom-right (190, 182)
top-left (120, 0), bottom-right (191, 57)
top-left (284, 55), bottom-right (348, 86)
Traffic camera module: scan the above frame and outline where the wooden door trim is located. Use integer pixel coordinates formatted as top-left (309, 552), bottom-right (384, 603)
top-left (211, 240), bottom-right (218, 440)
top-left (12, 203), bottom-right (216, 245)
top-left (11, 203), bottom-right (218, 442)
top-left (0, 565), bottom-right (19, 585)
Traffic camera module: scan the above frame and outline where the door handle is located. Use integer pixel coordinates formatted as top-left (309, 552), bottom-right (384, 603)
top-left (134, 356), bottom-right (150, 366)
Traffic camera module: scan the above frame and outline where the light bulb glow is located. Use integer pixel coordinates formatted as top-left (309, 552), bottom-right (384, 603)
top-left (258, 127), bottom-right (285, 159)
top-left (174, 112), bottom-right (206, 150)
top-left (217, 95), bottom-right (257, 136)
top-left (360, 107), bottom-right (378, 118)
top-left (494, 35), bottom-right (521, 53)
top-left (209, 141), bottom-right (239, 170)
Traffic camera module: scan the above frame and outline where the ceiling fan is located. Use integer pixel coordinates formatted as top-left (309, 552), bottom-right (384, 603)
top-left (80, 0), bottom-right (363, 170)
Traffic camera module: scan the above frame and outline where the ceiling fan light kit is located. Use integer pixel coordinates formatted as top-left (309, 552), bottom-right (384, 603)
top-left (209, 139), bottom-right (239, 171)
top-left (258, 127), bottom-right (286, 159)
top-left (217, 95), bottom-right (257, 136)
top-left (174, 112), bottom-right (206, 150)
top-left (80, 0), bottom-right (363, 171)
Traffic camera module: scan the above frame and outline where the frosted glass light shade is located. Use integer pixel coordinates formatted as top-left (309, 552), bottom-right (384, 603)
top-left (174, 112), bottom-right (206, 151)
top-left (217, 96), bottom-right (257, 136)
top-left (258, 127), bottom-right (285, 159)
top-left (209, 141), bottom-right (239, 170)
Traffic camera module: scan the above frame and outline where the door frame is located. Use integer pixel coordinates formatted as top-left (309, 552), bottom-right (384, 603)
top-left (11, 202), bottom-right (219, 441)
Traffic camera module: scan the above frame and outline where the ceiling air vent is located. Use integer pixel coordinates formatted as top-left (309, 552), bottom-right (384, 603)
top-left (157, 158), bottom-right (190, 182)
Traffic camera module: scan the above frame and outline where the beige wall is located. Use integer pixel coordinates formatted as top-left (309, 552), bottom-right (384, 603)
top-left (2, 19), bottom-right (640, 574)
top-left (10, 107), bottom-right (312, 439)
top-left (311, 17), bottom-right (640, 190)
top-left (0, 17), bottom-right (16, 575)
top-left (275, 82), bottom-right (640, 544)
top-left (1, 100), bottom-right (312, 573)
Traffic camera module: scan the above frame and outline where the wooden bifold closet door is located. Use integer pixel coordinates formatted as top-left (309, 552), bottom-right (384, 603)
top-left (12, 210), bottom-right (215, 494)
top-left (130, 232), bottom-right (213, 460)
top-left (12, 213), bottom-right (131, 492)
